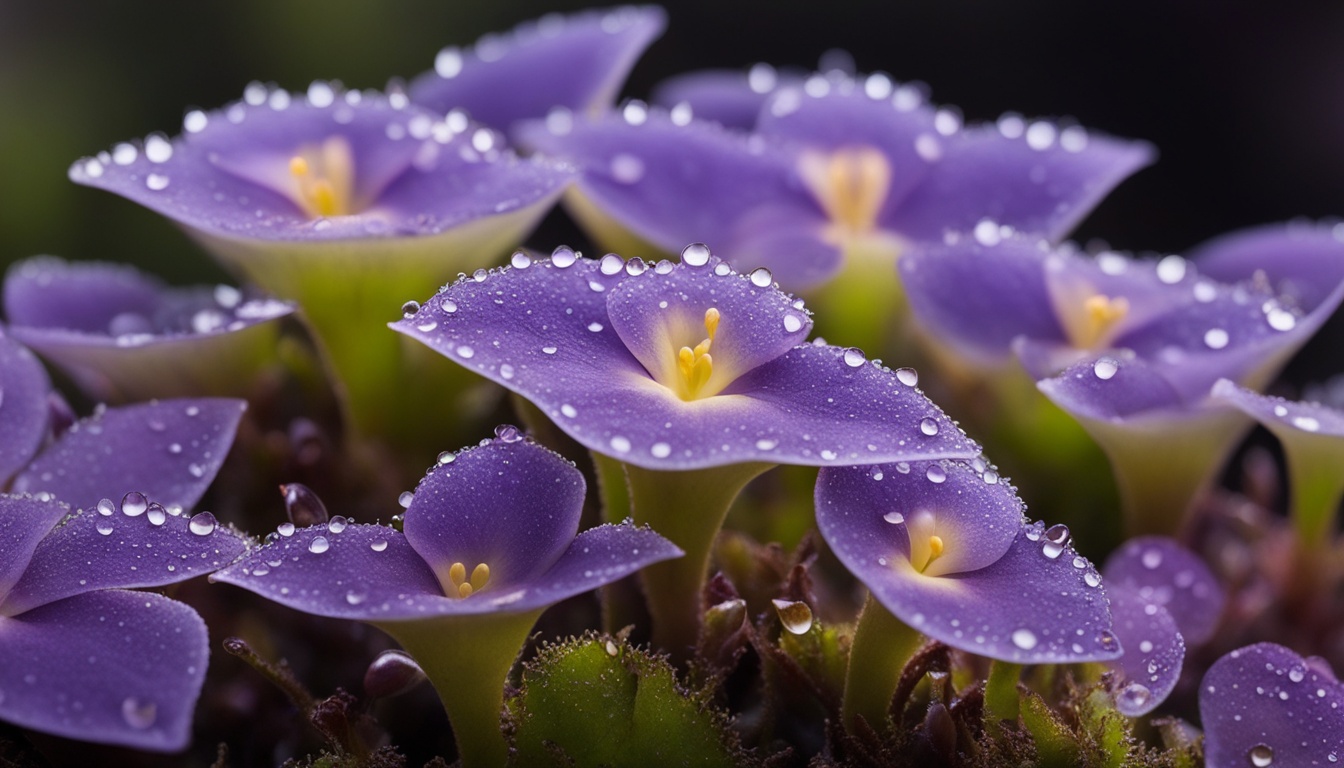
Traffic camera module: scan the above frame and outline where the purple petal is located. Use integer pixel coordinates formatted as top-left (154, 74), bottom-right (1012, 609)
top-left (651, 67), bottom-right (791, 130)
top-left (1190, 222), bottom-right (1344, 314)
top-left (817, 460), bottom-right (1117, 663)
top-left (408, 7), bottom-right (666, 129)
top-left (0, 495), bottom-right (69, 603)
top-left (404, 437), bottom-right (585, 586)
top-left (0, 589), bottom-right (207, 751)
top-left (1214, 378), bottom-right (1344, 438)
top-left (11, 398), bottom-right (245, 512)
top-left (5, 257), bottom-right (294, 401)
top-left (1102, 536), bottom-right (1225, 645)
top-left (886, 122), bottom-right (1155, 242)
top-left (395, 255), bottom-right (978, 469)
top-left (717, 204), bottom-right (845, 289)
top-left (899, 235), bottom-right (1064, 367)
top-left (510, 521), bottom-right (684, 609)
top-left (71, 88), bottom-right (571, 243)
top-left (211, 524), bottom-right (456, 621)
top-left (3, 501), bottom-right (248, 616)
top-left (1106, 585), bottom-right (1185, 716)
top-left (0, 331), bottom-right (51, 485)
top-left (1034, 353), bottom-right (1186, 421)
top-left (519, 110), bottom-right (813, 260)
top-left (1200, 643), bottom-right (1344, 768)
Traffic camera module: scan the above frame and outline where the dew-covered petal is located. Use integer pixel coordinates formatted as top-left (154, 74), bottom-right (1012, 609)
top-left (403, 437), bottom-right (585, 587)
top-left (815, 460), bottom-right (1024, 579)
top-left (1034, 353), bottom-right (1186, 421)
top-left (899, 236), bottom-right (1063, 368)
top-left (1106, 584), bottom-right (1185, 716)
top-left (1102, 536), bottom-right (1224, 645)
top-left (211, 524), bottom-right (459, 621)
top-left (604, 255), bottom-right (811, 396)
top-left (1200, 643), bottom-right (1344, 768)
top-left (0, 495), bottom-right (70, 605)
top-left (518, 110), bottom-right (812, 260)
top-left (651, 67), bottom-right (794, 130)
top-left (1213, 379), bottom-right (1344, 439)
top-left (718, 203), bottom-right (846, 290)
top-left (499, 521), bottom-right (683, 610)
top-left (819, 469), bottom-right (1117, 663)
top-left (71, 89), bottom-right (571, 243)
top-left (5, 257), bottom-right (294, 401)
top-left (11, 399), bottom-right (245, 513)
top-left (0, 331), bottom-right (51, 485)
top-left (410, 6), bottom-right (665, 130)
top-left (3, 501), bottom-right (248, 616)
top-left (885, 123), bottom-right (1154, 242)
top-left (0, 589), bottom-right (207, 751)
top-left (1189, 222), bottom-right (1344, 315)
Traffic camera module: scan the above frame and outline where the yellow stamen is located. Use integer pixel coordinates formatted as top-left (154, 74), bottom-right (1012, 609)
top-left (286, 135), bottom-right (355, 218)
top-left (927, 535), bottom-right (945, 561)
top-left (675, 308), bottom-right (720, 401)
top-left (799, 146), bottom-right (892, 238)
top-left (446, 560), bottom-right (491, 599)
top-left (470, 563), bottom-right (490, 592)
top-left (1072, 294), bottom-right (1130, 349)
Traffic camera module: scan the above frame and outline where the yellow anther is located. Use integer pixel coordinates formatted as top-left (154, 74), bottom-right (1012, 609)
top-left (446, 560), bottom-right (491, 599)
top-left (289, 156), bottom-right (310, 177)
top-left (1073, 294), bottom-right (1130, 350)
top-left (927, 535), bottom-right (945, 561)
top-left (285, 135), bottom-right (355, 219)
top-left (674, 308), bottom-right (721, 401)
top-left (799, 146), bottom-right (892, 238)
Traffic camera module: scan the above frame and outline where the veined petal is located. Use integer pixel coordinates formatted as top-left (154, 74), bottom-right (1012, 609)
top-left (0, 331), bottom-right (51, 485)
top-left (4, 257), bottom-right (294, 401)
top-left (1102, 536), bottom-right (1224, 645)
top-left (886, 122), bottom-right (1154, 242)
top-left (11, 398), bottom-right (245, 513)
top-left (1200, 643), bottom-right (1344, 768)
top-left (0, 589), bottom-right (208, 751)
top-left (409, 7), bottom-right (665, 129)
top-left (3, 500), bottom-right (247, 616)
top-left (404, 437), bottom-right (586, 588)
top-left (0, 495), bottom-right (69, 605)
top-left (1106, 584), bottom-right (1185, 716)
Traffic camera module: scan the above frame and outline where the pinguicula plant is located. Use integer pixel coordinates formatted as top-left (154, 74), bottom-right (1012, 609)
top-left (814, 457), bottom-right (1119, 732)
top-left (1200, 642), bottom-right (1344, 767)
top-left (4, 256), bottom-right (295, 402)
top-left (393, 244), bottom-right (980, 651)
top-left (518, 71), bottom-right (1152, 353)
top-left (213, 431), bottom-right (681, 768)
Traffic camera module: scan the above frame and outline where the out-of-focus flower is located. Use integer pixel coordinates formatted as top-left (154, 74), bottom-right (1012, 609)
top-left (409, 6), bottom-right (666, 133)
top-left (1200, 643), bottom-right (1344, 768)
top-left (4, 256), bottom-right (293, 402)
top-left (213, 432), bottom-right (680, 768)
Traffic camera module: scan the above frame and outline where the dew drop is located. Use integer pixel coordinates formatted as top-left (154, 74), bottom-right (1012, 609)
top-left (883, 511), bottom-right (905, 524)
top-left (97, 498), bottom-right (116, 516)
top-left (1011, 628), bottom-right (1038, 650)
top-left (895, 367), bottom-right (919, 387)
top-left (609, 436), bottom-right (631, 453)
top-left (1248, 744), bottom-right (1274, 767)
top-left (456, 345), bottom-right (475, 359)
top-left (145, 173), bottom-right (170, 191)
top-left (681, 243), bottom-right (711, 267)
top-left (188, 512), bottom-right (217, 536)
top-left (1117, 682), bottom-right (1151, 711)
top-left (542, 345), bottom-right (558, 355)
top-left (1292, 415), bottom-right (1321, 432)
top-left (1084, 571), bottom-right (1102, 588)
top-left (550, 245), bottom-right (577, 268)
top-left (772, 599), bottom-right (814, 634)
top-left (510, 250), bottom-right (532, 269)
top-left (309, 536), bottom-right (330, 554)
top-left (121, 697), bottom-right (156, 729)
top-left (625, 258), bottom-right (648, 275)
top-left (1204, 328), bottom-right (1230, 350)
top-left (1044, 524), bottom-right (1071, 546)
top-left (1266, 308), bottom-right (1296, 331)
top-left (96, 520), bottom-right (115, 536)
top-left (1042, 541), bottom-right (1065, 559)
top-left (1093, 357), bottom-right (1119, 380)
top-left (437, 451), bottom-right (456, 465)
top-left (398, 492), bottom-right (414, 509)
top-left (1155, 255), bottom-right (1187, 284)
top-left (919, 417), bottom-right (940, 436)
top-left (842, 348), bottom-right (866, 367)
top-left (440, 297), bottom-right (458, 313)
top-left (494, 424), bottom-right (524, 443)
top-left (973, 219), bottom-right (1001, 246)
top-left (327, 515), bottom-right (348, 534)
top-left (121, 492), bottom-right (149, 517)
top-left (144, 134), bottom-right (173, 163)
top-left (278, 522), bottom-right (296, 537)
top-left (925, 465), bottom-right (947, 484)
top-left (755, 438), bottom-right (778, 450)
top-left (749, 267), bottom-right (773, 287)
top-left (1289, 667), bottom-right (1306, 683)
top-left (370, 539), bottom-right (389, 552)
top-left (587, 322), bottom-right (604, 333)
top-left (147, 505), bottom-right (167, 526)
top-left (401, 300), bottom-right (420, 318)
top-left (650, 442), bottom-right (671, 458)
top-left (1141, 549), bottom-right (1163, 569)
top-left (345, 590), bottom-right (366, 605)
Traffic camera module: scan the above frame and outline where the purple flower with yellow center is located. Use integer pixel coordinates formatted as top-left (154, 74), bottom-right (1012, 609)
top-left (392, 244), bottom-right (979, 650)
top-left (519, 72), bottom-right (1151, 351)
top-left (1200, 643), bottom-right (1344, 768)
top-left (1100, 536), bottom-right (1224, 716)
top-left (4, 256), bottom-right (294, 402)
top-left (213, 432), bottom-right (680, 768)
top-left (408, 6), bottom-right (666, 133)
top-left (815, 457), bottom-right (1118, 730)
top-left (69, 83), bottom-right (572, 454)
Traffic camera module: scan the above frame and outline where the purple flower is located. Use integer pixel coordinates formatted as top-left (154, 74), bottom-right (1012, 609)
top-left (519, 73), bottom-right (1152, 292)
top-left (1100, 536), bottom-right (1224, 715)
top-left (1200, 643), bottom-right (1344, 767)
top-left (0, 330), bottom-right (51, 488)
top-left (651, 62), bottom-right (805, 131)
top-left (69, 84), bottom-right (573, 445)
top-left (4, 256), bottom-right (294, 402)
top-left (213, 432), bottom-right (680, 767)
top-left (408, 6), bottom-right (666, 133)
top-left (816, 458), bottom-right (1117, 664)
top-left (0, 492), bottom-right (247, 750)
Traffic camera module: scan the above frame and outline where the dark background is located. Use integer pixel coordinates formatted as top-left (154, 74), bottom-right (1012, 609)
top-left (3, 0), bottom-right (1343, 381)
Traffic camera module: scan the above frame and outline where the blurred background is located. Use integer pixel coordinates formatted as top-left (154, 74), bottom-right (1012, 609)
top-left (2, 0), bottom-right (1343, 381)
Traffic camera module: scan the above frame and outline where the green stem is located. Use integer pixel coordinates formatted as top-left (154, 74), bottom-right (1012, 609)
top-left (377, 610), bottom-right (542, 768)
top-left (590, 453), bottom-right (642, 635)
top-left (984, 660), bottom-right (1024, 724)
top-left (624, 461), bottom-right (772, 656)
top-left (840, 595), bottom-right (925, 734)
top-left (1280, 435), bottom-right (1344, 549)
top-left (804, 243), bottom-right (906, 360)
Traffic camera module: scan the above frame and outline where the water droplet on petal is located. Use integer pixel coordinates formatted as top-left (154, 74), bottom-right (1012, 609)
top-left (1204, 328), bottom-right (1229, 350)
top-left (96, 520), bottom-right (115, 535)
top-left (782, 314), bottom-right (803, 333)
top-left (1093, 357), bottom-right (1119, 380)
top-left (1248, 744), bottom-right (1274, 767)
top-left (843, 348), bottom-right (866, 367)
top-left (309, 536), bottom-right (330, 554)
top-left (401, 300), bottom-right (421, 318)
top-left (97, 499), bottom-right (116, 516)
top-left (650, 442), bottom-right (671, 458)
top-left (121, 697), bottom-right (156, 729)
top-left (121, 492), bottom-right (148, 517)
top-left (494, 424), bottom-right (524, 443)
top-left (398, 492), bottom-right (414, 508)
top-left (370, 539), bottom-right (389, 552)
top-left (772, 599), bottom-right (813, 634)
top-left (551, 245), bottom-right (577, 268)
top-left (189, 512), bottom-right (217, 536)
top-left (327, 515), bottom-right (348, 534)
top-left (510, 251), bottom-right (532, 269)
top-left (895, 368), bottom-right (919, 386)
top-left (919, 418), bottom-right (939, 436)
top-left (1293, 415), bottom-right (1321, 432)
top-left (147, 505), bottom-right (167, 526)
top-left (277, 522), bottom-right (296, 537)
top-left (1117, 682), bottom-right (1151, 711)
top-left (145, 173), bottom-right (170, 191)
top-left (599, 253), bottom-right (625, 275)
top-left (749, 267), bottom-right (773, 287)
top-left (609, 436), bottom-right (631, 453)
top-left (625, 258), bottom-right (648, 275)
top-left (1011, 628), bottom-right (1038, 650)
top-left (883, 511), bottom-right (905, 524)
top-left (440, 297), bottom-right (458, 313)
top-left (681, 243), bottom-right (711, 267)
top-left (926, 466), bottom-right (946, 484)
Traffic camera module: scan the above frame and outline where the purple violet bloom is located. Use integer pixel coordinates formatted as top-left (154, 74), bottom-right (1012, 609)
top-left (1100, 536), bottom-right (1224, 716)
top-left (0, 492), bottom-right (247, 751)
top-left (69, 84), bottom-right (573, 447)
top-left (1200, 643), bottom-right (1344, 768)
top-left (408, 6), bottom-right (666, 133)
top-left (4, 256), bottom-right (294, 402)
top-left (391, 244), bottom-right (979, 650)
top-left (213, 432), bottom-right (681, 768)
top-left (519, 72), bottom-right (1152, 293)
top-left (651, 62), bottom-right (806, 131)
top-left (0, 330), bottom-right (50, 488)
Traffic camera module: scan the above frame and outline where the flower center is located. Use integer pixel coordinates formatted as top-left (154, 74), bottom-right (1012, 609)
top-left (906, 510), bottom-right (951, 577)
top-left (445, 560), bottom-right (491, 598)
top-left (1063, 293), bottom-right (1130, 350)
top-left (286, 136), bottom-right (356, 218)
top-left (799, 146), bottom-right (892, 239)
top-left (673, 308), bottom-right (721, 401)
